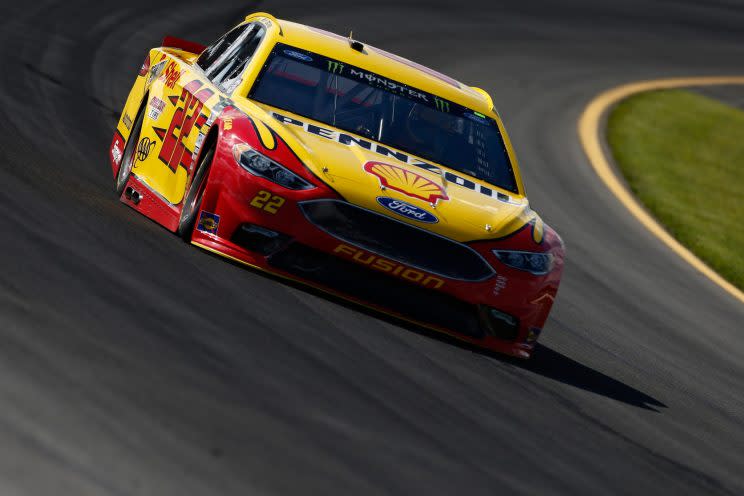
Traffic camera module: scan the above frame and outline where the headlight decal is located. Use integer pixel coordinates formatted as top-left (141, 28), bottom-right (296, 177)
top-left (492, 249), bottom-right (555, 275)
top-left (232, 143), bottom-right (314, 190)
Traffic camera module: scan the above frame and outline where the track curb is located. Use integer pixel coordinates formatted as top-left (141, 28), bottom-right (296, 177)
top-left (578, 76), bottom-right (744, 305)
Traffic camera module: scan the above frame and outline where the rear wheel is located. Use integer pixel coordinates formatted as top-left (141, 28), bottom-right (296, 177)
top-left (177, 145), bottom-right (215, 241)
top-left (115, 105), bottom-right (145, 195)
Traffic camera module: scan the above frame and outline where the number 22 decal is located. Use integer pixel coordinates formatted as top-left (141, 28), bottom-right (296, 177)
top-left (154, 80), bottom-right (213, 173)
top-left (250, 190), bottom-right (285, 214)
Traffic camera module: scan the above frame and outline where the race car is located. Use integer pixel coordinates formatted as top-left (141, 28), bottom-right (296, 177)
top-left (109, 12), bottom-right (564, 359)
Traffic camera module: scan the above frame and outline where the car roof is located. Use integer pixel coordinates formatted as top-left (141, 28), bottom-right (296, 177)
top-left (251, 14), bottom-right (495, 115)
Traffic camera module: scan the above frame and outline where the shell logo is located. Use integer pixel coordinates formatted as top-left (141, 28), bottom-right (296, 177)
top-left (363, 161), bottom-right (448, 204)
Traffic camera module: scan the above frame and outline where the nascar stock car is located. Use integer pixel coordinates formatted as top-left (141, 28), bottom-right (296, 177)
top-left (109, 12), bottom-right (564, 358)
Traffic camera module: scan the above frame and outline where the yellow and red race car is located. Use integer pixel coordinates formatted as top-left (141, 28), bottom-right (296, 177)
top-left (109, 12), bottom-right (564, 358)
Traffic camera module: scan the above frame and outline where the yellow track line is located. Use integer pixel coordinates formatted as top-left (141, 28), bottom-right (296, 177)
top-left (578, 76), bottom-right (744, 305)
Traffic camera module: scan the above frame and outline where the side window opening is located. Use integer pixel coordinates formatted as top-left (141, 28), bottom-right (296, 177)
top-left (197, 23), bottom-right (264, 92)
top-left (196, 24), bottom-right (249, 72)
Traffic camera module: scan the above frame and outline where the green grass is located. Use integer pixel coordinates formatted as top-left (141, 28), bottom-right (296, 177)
top-left (607, 89), bottom-right (744, 291)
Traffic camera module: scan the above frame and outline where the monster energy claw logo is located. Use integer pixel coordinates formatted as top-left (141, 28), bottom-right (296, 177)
top-left (327, 60), bottom-right (345, 74)
top-left (434, 97), bottom-right (450, 113)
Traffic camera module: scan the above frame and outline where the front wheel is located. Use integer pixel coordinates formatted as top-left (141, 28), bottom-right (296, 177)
top-left (115, 106), bottom-right (145, 196)
top-left (177, 146), bottom-right (215, 241)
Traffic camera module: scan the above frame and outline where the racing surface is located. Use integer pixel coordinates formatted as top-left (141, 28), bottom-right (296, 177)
top-left (1, 1), bottom-right (743, 494)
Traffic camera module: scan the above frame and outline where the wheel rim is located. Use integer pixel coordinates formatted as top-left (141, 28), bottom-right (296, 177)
top-left (185, 168), bottom-right (208, 220)
top-left (117, 146), bottom-right (135, 190)
top-left (116, 110), bottom-right (143, 192)
top-left (180, 148), bottom-right (213, 232)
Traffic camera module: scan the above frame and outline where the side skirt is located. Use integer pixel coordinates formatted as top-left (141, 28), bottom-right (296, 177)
top-left (119, 174), bottom-right (180, 232)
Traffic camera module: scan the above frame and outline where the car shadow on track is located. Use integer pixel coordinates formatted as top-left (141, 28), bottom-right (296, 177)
top-left (516, 344), bottom-right (667, 412)
top-left (207, 250), bottom-right (667, 412)
top-left (394, 329), bottom-right (666, 412)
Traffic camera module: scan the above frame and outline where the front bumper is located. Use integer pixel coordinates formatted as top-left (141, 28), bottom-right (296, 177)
top-left (192, 153), bottom-right (563, 359)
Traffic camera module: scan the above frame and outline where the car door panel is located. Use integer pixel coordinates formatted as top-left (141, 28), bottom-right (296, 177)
top-left (132, 22), bottom-right (265, 206)
top-left (134, 53), bottom-right (219, 205)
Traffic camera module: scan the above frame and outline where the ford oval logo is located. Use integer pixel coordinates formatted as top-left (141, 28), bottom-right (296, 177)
top-left (376, 197), bottom-right (438, 223)
top-left (283, 49), bottom-right (313, 62)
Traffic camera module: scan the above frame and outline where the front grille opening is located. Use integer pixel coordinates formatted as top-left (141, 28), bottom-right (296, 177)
top-left (299, 200), bottom-right (495, 281)
top-left (269, 243), bottom-right (485, 339)
top-left (231, 224), bottom-right (292, 256)
top-left (478, 306), bottom-right (520, 341)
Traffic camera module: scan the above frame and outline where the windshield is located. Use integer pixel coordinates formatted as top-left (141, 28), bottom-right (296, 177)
top-left (248, 43), bottom-right (518, 193)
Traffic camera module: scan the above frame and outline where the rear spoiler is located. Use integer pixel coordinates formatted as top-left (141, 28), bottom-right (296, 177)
top-left (161, 36), bottom-right (206, 55)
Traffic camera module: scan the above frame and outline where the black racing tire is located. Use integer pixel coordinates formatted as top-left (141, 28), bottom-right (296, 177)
top-left (176, 145), bottom-right (215, 241)
top-left (114, 104), bottom-right (146, 196)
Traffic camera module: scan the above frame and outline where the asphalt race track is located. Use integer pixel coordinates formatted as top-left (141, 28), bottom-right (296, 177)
top-left (1, 1), bottom-right (743, 494)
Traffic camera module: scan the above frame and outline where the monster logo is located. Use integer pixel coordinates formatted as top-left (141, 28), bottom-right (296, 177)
top-left (434, 97), bottom-right (450, 113)
top-left (327, 60), bottom-right (345, 74)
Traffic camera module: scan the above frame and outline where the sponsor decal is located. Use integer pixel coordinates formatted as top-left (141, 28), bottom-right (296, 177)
top-left (284, 49), bottom-right (312, 62)
top-left (197, 211), bottom-right (220, 234)
top-left (160, 60), bottom-right (181, 89)
top-left (194, 132), bottom-right (205, 155)
top-left (148, 96), bottom-right (166, 120)
top-left (327, 60), bottom-right (345, 74)
top-left (276, 41), bottom-right (428, 102)
top-left (111, 141), bottom-right (123, 165)
top-left (273, 40), bottom-right (431, 104)
top-left (348, 67), bottom-right (429, 102)
top-left (434, 97), bottom-right (450, 113)
top-left (147, 59), bottom-right (167, 86)
top-left (377, 196), bottom-right (438, 223)
top-left (122, 113), bottom-right (132, 130)
top-left (154, 79), bottom-right (210, 173)
top-left (223, 117), bottom-right (233, 131)
top-left (250, 190), bottom-right (285, 214)
top-left (136, 137), bottom-right (157, 162)
top-left (465, 111), bottom-right (488, 124)
top-left (223, 78), bottom-right (241, 94)
top-left (364, 161), bottom-right (448, 204)
top-left (270, 112), bottom-right (515, 203)
top-left (256, 17), bottom-right (273, 29)
top-left (274, 43), bottom-right (434, 104)
top-left (138, 54), bottom-right (151, 77)
top-left (333, 244), bottom-right (444, 289)
top-left (492, 274), bottom-right (508, 296)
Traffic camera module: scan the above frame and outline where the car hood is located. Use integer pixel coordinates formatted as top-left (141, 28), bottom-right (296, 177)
top-left (249, 103), bottom-right (536, 243)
